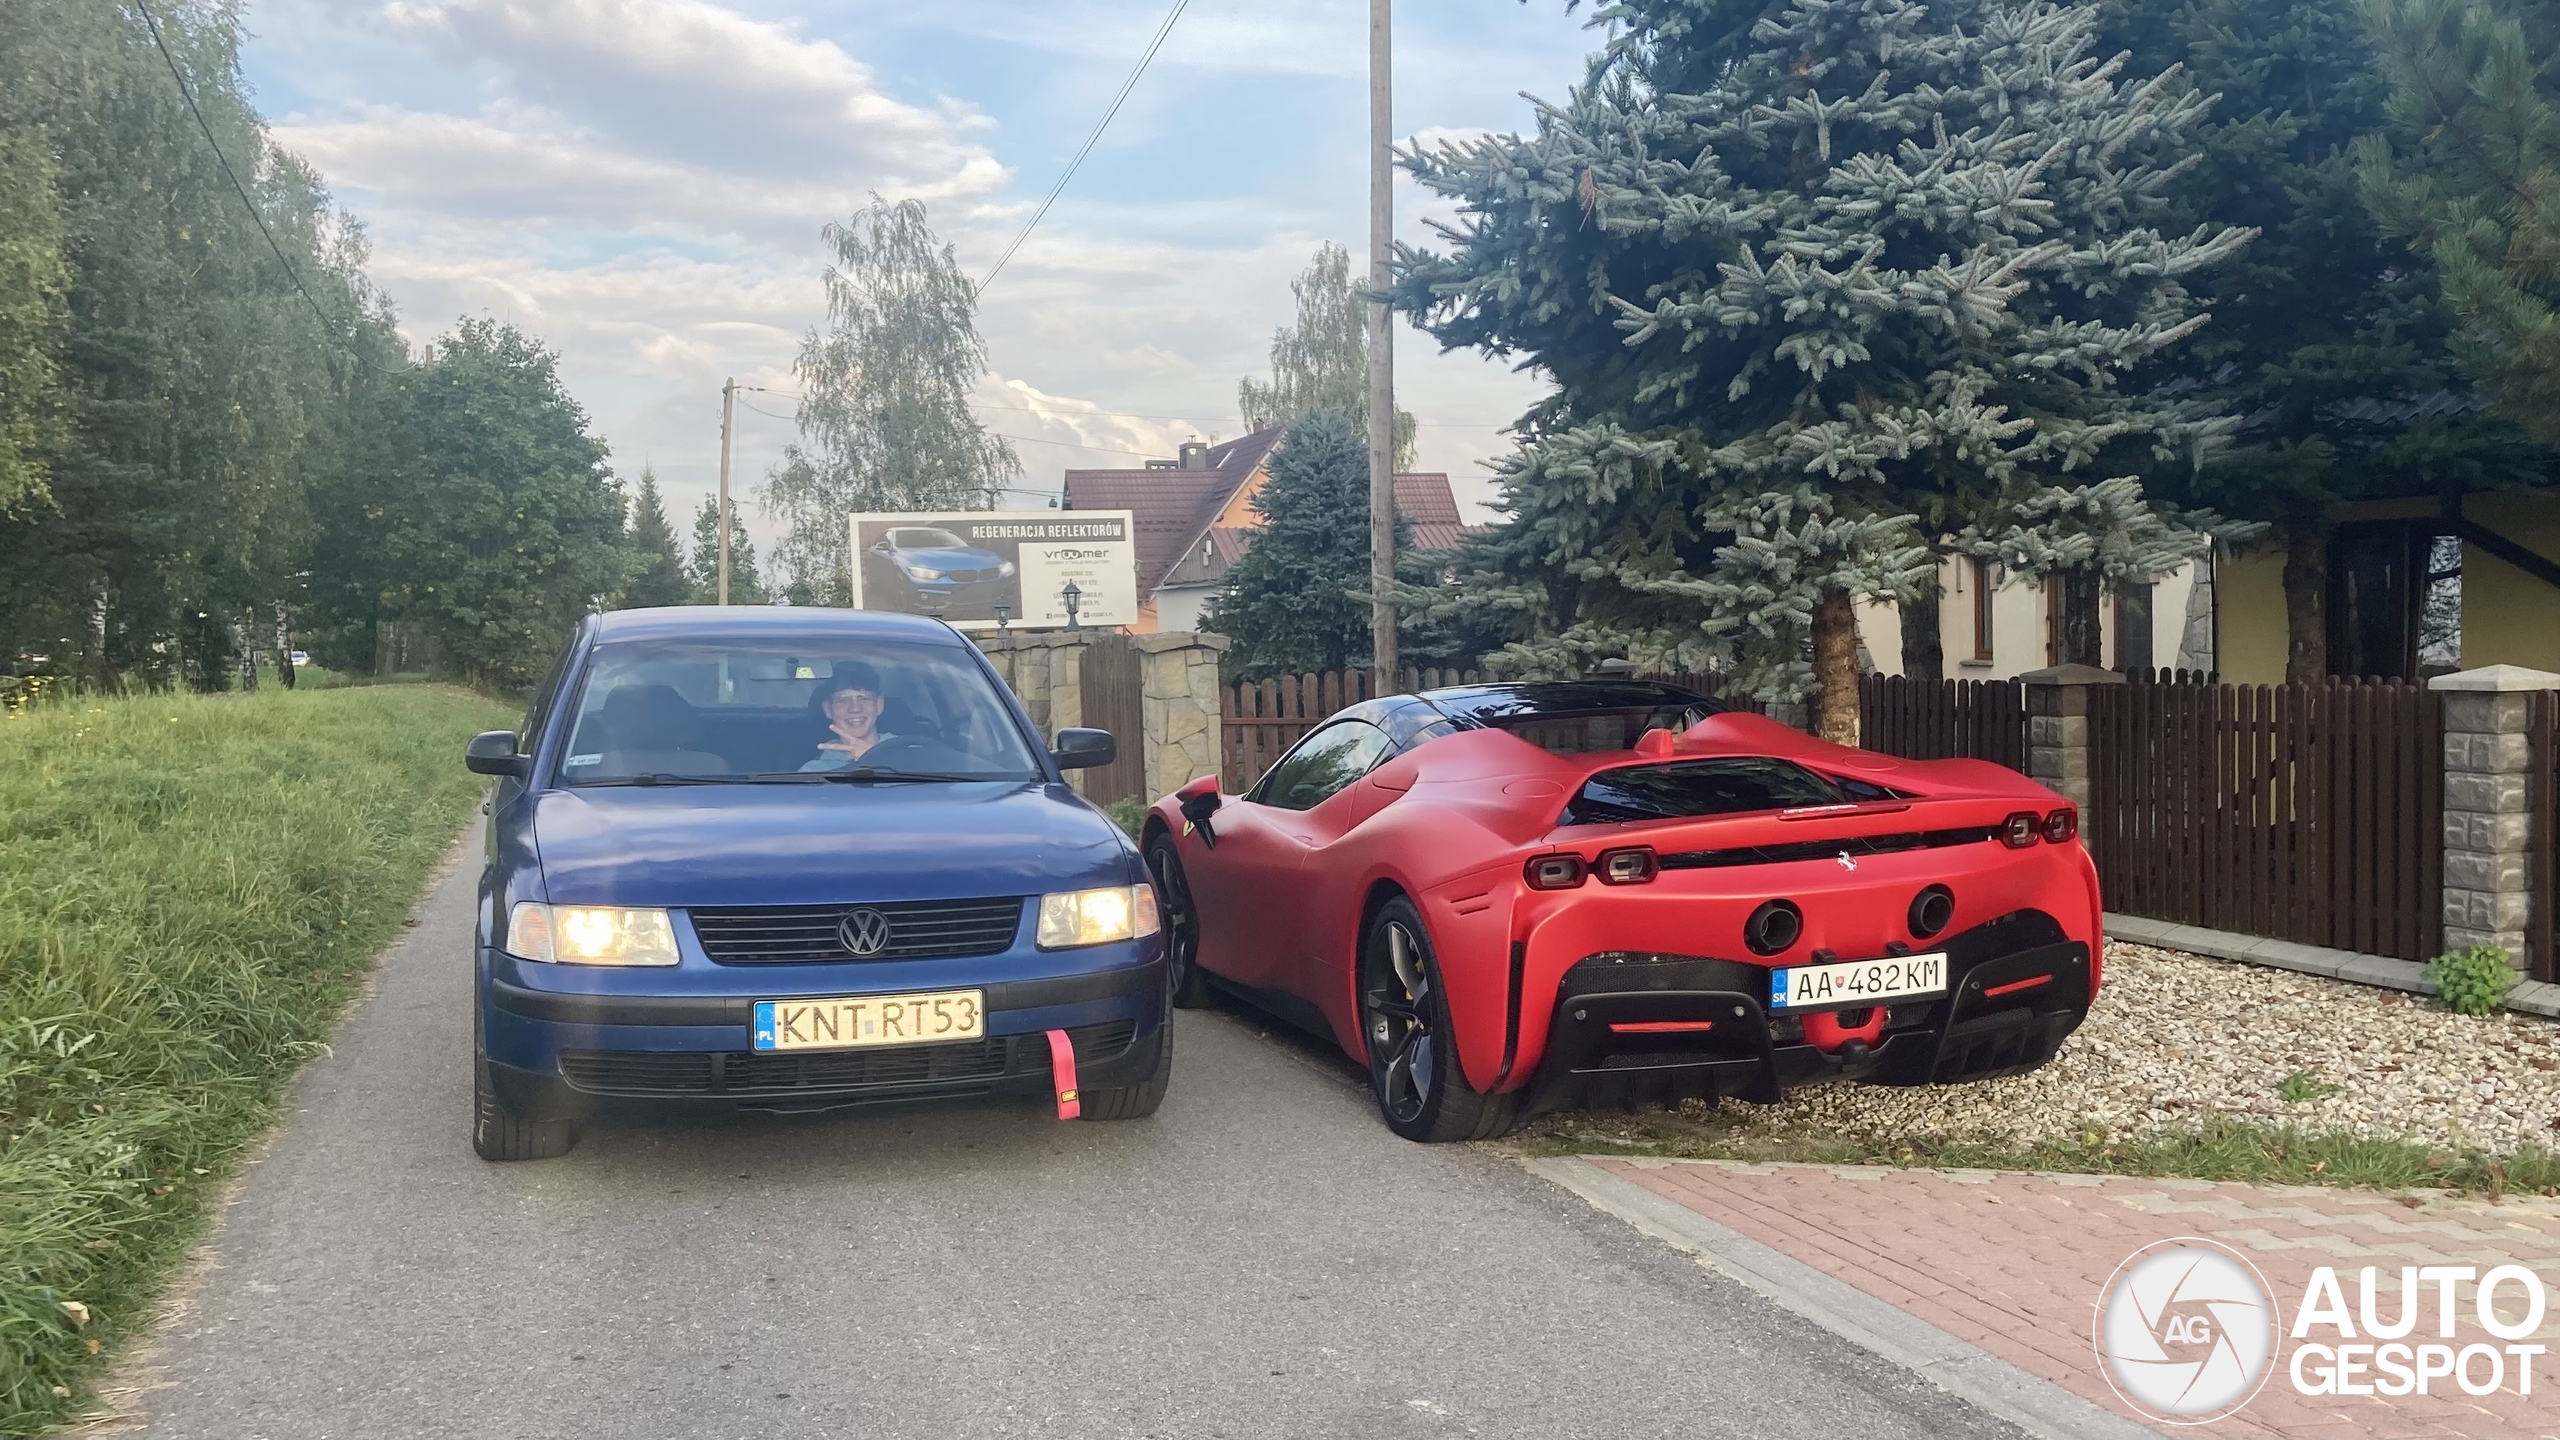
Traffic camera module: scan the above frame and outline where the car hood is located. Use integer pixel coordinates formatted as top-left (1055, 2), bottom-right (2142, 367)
top-left (528, 781), bottom-right (1131, 906)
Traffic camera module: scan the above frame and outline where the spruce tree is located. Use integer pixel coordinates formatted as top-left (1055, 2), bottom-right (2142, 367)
top-left (1201, 412), bottom-right (1417, 678)
top-left (620, 467), bottom-right (691, 609)
top-left (687, 497), bottom-right (765, 605)
top-left (2360, 0), bottom-right (2560, 451)
top-left (1395, 0), bottom-right (2252, 740)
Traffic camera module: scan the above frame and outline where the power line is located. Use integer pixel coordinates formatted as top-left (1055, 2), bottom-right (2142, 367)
top-left (975, 0), bottom-right (1188, 299)
top-left (133, 0), bottom-right (410, 374)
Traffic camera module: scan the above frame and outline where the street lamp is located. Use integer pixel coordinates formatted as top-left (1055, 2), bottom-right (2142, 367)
top-left (993, 602), bottom-right (1011, 638)
top-left (1060, 580), bottom-right (1083, 633)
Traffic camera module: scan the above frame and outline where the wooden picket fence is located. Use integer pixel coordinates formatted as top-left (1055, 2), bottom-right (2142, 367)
top-left (1857, 675), bottom-right (2028, 770)
top-left (1218, 667), bottom-right (1759, 790)
top-left (2087, 678), bottom-right (2443, 963)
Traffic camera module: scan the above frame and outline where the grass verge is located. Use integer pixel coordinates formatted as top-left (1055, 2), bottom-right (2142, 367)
top-left (1, 685), bottom-right (512, 1434)
top-left (1507, 1106), bottom-right (2560, 1198)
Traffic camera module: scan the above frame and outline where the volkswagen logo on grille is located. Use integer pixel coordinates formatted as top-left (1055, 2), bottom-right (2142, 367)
top-left (838, 908), bottom-right (893, 957)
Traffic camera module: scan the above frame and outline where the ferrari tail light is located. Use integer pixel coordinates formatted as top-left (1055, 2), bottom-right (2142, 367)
top-left (2000, 811), bottom-right (2040, 849)
top-left (1595, 846), bottom-right (1658, 885)
top-left (2042, 807), bottom-right (2078, 845)
top-left (1526, 854), bottom-right (1587, 890)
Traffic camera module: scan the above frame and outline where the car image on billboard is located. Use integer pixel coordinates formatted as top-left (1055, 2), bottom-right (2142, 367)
top-left (849, 511), bottom-right (1137, 630)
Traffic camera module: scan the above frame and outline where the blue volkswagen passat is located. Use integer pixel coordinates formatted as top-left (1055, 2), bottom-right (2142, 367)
top-left (462, 607), bottom-right (1166, 1160)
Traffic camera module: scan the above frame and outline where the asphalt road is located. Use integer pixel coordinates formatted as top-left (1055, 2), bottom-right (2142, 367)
top-left (104, 842), bottom-right (2019, 1440)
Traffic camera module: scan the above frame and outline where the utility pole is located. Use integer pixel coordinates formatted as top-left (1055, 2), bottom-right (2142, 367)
top-left (1365, 0), bottom-right (1398, 683)
top-left (717, 376), bottom-right (735, 606)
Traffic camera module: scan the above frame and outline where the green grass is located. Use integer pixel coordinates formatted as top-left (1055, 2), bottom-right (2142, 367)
top-left (0, 684), bottom-right (512, 1434)
top-left (1507, 1107), bottom-right (2560, 1198)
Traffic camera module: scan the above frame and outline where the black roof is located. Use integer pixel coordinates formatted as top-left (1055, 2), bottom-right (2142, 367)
top-left (1416, 680), bottom-right (1722, 726)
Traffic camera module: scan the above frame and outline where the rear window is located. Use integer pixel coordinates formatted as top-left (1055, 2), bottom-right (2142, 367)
top-left (1562, 758), bottom-right (1851, 825)
top-left (1487, 704), bottom-right (1712, 756)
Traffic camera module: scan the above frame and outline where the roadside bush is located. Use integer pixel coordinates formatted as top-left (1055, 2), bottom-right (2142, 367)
top-left (0, 684), bottom-right (511, 1432)
top-left (2426, 945), bottom-right (2518, 1016)
top-left (1102, 797), bottom-right (1147, 838)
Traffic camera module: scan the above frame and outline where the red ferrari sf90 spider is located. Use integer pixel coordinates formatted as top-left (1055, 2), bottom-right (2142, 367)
top-left (1141, 681), bottom-right (2100, 1141)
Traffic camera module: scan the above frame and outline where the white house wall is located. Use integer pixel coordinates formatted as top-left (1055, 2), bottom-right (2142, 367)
top-left (1855, 558), bottom-right (2201, 679)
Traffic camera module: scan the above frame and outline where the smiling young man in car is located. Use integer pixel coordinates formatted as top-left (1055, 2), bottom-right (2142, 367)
top-left (462, 607), bottom-right (1167, 1159)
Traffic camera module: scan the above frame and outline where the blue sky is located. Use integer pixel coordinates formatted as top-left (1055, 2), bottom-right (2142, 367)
top-left (239, 0), bottom-right (1606, 548)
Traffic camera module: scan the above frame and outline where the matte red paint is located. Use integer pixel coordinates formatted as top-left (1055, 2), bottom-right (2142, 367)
top-left (1608, 1020), bottom-right (1717, 1034)
top-left (1149, 710), bottom-right (2103, 1096)
top-left (1981, 973), bottom-right (2054, 999)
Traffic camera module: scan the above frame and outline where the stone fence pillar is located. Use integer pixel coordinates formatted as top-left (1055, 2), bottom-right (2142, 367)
top-left (1134, 631), bottom-right (1231, 801)
top-left (2433, 664), bottom-right (2558, 973)
top-left (2019, 663), bottom-right (2123, 807)
top-left (971, 632), bottom-right (1091, 738)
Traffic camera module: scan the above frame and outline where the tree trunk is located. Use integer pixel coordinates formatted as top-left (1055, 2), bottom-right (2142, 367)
top-left (2056, 571), bottom-right (2102, 667)
top-left (273, 602), bottom-right (296, 690)
top-left (235, 617), bottom-right (258, 693)
top-left (1811, 587), bottom-right (1861, 746)
top-left (2282, 528), bottom-right (2327, 684)
top-left (1900, 578), bottom-right (1944, 681)
top-left (82, 581), bottom-right (113, 692)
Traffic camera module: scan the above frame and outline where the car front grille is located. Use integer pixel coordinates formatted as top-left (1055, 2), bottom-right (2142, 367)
top-left (688, 898), bottom-right (1024, 964)
top-left (559, 1019), bottom-right (1139, 1098)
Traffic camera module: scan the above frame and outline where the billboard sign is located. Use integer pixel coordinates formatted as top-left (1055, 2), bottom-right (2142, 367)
top-left (848, 511), bottom-right (1139, 631)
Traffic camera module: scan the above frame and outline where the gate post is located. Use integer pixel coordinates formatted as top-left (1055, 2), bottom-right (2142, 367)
top-left (2432, 665), bottom-right (2560, 974)
top-left (2019, 663), bottom-right (2122, 807)
top-left (1135, 631), bottom-right (1231, 802)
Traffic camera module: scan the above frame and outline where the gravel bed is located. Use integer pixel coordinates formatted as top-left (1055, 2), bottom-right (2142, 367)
top-left (1696, 941), bottom-right (2560, 1156)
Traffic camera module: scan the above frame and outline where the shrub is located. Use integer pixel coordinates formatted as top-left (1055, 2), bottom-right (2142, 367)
top-left (1101, 797), bottom-right (1147, 838)
top-left (2426, 945), bottom-right (2517, 1016)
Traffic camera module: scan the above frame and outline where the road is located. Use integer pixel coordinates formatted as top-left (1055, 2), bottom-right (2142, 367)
top-left (101, 843), bottom-right (2018, 1440)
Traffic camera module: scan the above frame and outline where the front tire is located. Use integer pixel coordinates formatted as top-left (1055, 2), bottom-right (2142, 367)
top-left (1078, 1013), bottom-right (1172, 1121)
top-left (1359, 896), bottom-right (1520, 1143)
top-left (473, 1002), bottom-right (577, 1162)
top-left (1144, 833), bottom-right (1211, 1009)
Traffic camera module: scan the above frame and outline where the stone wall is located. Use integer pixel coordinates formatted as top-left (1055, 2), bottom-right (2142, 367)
top-left (2433, 665), bottom-right (2557, 974)
top-left (973, 629), bottom-right (1229, 805)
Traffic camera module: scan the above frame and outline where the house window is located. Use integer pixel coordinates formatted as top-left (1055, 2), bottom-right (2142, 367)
top-left (2116, 581), bottom-right (2155, 676)
top-left (2327, 521), bottom-right (2458, 681)
top-left (1969, 558), bottom-right (1995, 662)
top-left (2044, 576), bottom-right (2059, 668)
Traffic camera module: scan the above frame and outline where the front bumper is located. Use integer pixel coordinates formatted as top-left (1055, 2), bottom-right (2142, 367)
top-left (482, 948), bottom-right (1166, 1119)
top-left (1524, 910), bottom-right (2088, 1113)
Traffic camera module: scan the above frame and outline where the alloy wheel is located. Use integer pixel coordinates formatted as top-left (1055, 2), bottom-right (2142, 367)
top-left (1363, 919), bottom-right (1437, 1124)
top-left (1146, 840), bottom-right (1198, 996)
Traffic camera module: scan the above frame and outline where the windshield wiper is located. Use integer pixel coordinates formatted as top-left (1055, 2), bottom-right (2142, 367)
top-left (808, 767), bottom-right (1010, 784)
top-left (572, 773), bottom-right (732, 787)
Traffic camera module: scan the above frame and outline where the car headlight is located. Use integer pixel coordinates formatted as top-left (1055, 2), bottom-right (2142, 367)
top-left (902, 562), bottom-right (942, 581)
top-left (507, 902), bottom-right (679, 966)
top-left (1035, 885), bottom-right (1161, 949)
top-left (996, 559), bottom-right (1018, 577)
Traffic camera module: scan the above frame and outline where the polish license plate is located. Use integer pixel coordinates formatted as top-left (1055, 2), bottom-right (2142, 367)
top-left (1768, 954), bottom-right (1946, 1011)
top-left (752, 989), bottom-right (984, 1052)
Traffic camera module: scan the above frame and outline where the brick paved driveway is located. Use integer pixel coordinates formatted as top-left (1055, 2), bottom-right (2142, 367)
top-left (1588, 1158), bottom-right (2560, 1439)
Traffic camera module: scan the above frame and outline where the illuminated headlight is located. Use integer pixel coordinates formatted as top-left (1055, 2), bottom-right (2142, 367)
top-left (902, 563), bottom-right (942, 581)
top-left (996, 559), bottom-right (1018, 577)
top-left (1035, 885), bottom-right (1161, 949)
top-left (507, 902), bottom-right (679, 966)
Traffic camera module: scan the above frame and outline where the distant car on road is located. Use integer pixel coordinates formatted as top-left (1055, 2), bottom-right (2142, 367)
top-left (462, 607), bottom-right (1166, 1160)
top-left (860, 525), bottom-right (1017, 620)
top-left (290, 650), bottom-right (310, 667)
top-left (1143, 681), bottom-right (2099, 1142)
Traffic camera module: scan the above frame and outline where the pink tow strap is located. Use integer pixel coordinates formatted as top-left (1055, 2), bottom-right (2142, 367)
top-left (1045, 1028), bottom-right (1081, 1120)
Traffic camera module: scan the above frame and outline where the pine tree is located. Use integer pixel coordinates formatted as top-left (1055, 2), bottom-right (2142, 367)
top-left (687, 496), bottom-right (765, 605)
top-left (762, 196), bottom-right (1017, 600)
top-left (1395, 0), bottom-right (2253, 740)
top-left (620, 467), bottom-right (691, 609)
top-left (1237, 243), bottom-right (1416, 469)
top-left (1201, 412), bottom-right (1418, 678)
top-left (2360, 0), bottom-right (2560, 451)
top-left (2097, 0), bottom-right (2549, 683)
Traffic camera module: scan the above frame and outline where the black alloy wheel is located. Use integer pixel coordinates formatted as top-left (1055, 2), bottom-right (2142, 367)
top-left (1145, 833), bottom-right (1210, 1008)
top-left (1357, 896), bottom-right (1520, 1143)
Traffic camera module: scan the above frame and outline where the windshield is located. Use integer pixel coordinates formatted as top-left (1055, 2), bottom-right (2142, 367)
top-left (888, 528), bottom-right (967, 549)
top-left (557, 639), bottom-right (1040, 784)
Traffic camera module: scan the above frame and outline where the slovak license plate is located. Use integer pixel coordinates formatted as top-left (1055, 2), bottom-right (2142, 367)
top-left (752, 989), bottom-right (984, 1052)
top-left (1768, 954), bottom-right (1946, 1011)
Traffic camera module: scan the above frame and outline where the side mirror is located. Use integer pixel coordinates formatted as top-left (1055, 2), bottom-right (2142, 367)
top-left (1175, 774), bottom-right (1221, 848)
top-left (465, 730), bottom-right (530, 778)
top-left (1051, 727), bottom-right (1116, 771)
